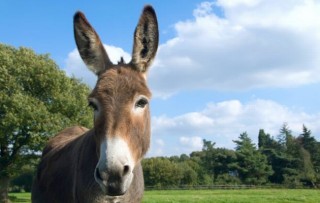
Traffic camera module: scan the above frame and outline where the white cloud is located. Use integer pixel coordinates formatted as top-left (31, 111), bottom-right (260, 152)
top-left (64, 45), bottom-right (131, 88)
top-left (61, 1), bottom-right (320, 157)
top-left (148, 139), bottom-right (165, 157)
top-left (179, 136), bottom-right (203, 151)
top-left (63, 1), bottom-right (320, 98)
top-left (148, 99), bottom-right (320, 156)
top-left (149, 0), bottom-right (320, 98)
top-left (156, 139), bottom-right (165, 146)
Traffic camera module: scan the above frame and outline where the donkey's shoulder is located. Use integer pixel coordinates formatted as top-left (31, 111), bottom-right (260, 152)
top-left (42, 126), bottom-right (89, 155)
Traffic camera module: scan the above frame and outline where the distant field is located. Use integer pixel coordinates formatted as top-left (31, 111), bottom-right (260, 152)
top-left (9, 189), bottom-right (320, 203)
top-left (142, 189), bottom-right (320, 203)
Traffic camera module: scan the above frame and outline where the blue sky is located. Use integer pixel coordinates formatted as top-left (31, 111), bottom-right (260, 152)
top-left (1, 0), bottom-right (320, 157)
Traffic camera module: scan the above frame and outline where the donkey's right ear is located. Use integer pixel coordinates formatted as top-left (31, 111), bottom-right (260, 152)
top-left (74, 11), bottom-right (113, 75)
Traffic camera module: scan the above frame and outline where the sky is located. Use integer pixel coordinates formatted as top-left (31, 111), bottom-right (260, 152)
top-left (1, 0), bottom-right (320, 157)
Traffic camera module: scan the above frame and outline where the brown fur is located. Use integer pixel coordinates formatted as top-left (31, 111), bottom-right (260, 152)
top-left (90, 67), bottom-right (151, 162)
top-left (32, 127), bottom-right (145, 203)
top-left (32, 5), bottom-right (158, 203)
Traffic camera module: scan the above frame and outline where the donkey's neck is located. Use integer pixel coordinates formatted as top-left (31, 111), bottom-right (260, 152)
top-left (73, 129), bottom-right (100, 200)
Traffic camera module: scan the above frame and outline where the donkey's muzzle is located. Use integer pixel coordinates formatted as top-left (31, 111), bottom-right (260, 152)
top-left (94, 165), bottom-right (133, 196)
top-left (95, 137), bottom-right (135, 196)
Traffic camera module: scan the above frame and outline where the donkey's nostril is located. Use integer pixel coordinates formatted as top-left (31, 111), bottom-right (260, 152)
top-left (123, 165), bottom-right (130, 176)
top-left (95, 168), bottom-right (103, 181)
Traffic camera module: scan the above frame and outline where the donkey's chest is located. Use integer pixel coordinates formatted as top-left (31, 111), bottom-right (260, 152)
top-left (89, 195), bottom-right (123, 203)
top-left (75, 180), bottom-right (125, 203)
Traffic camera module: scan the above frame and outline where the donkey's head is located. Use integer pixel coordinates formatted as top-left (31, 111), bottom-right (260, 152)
top-left (73, 6), bottom-right (158, 196)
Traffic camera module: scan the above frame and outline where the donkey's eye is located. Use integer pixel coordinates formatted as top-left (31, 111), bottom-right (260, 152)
top-left (135, 98), bottom-right (148, 108)
top-left (88, 101), bottom-right (98, 111)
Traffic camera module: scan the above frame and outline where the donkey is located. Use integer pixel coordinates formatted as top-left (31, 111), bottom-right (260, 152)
top-left (31, 5), bottom-right (158, 203)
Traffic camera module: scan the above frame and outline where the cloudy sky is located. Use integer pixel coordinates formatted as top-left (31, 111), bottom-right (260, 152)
top-left (1, 0), bottom-right (320, 157)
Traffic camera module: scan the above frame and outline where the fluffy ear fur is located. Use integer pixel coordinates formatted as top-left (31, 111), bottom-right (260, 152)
top-left (74, 12), bottom-right (113, 75)
top-left (131, 5), bottom-right (159, 74)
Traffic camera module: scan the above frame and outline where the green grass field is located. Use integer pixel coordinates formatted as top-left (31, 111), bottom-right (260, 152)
top-left (9, 189), bottom-right (320, 203)
top-left (143, 189), bottom-right (320, 203)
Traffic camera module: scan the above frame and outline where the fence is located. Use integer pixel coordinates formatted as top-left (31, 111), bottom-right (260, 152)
top-left (145, 184), bottom-right (287, 190)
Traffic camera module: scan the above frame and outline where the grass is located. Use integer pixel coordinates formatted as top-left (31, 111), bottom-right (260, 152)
top-left (9, 189), bottom-right (320, 203)
top-left (142, 189), bottom-right (320, 203)
top-left (9, 193), bottom-right (30, 203)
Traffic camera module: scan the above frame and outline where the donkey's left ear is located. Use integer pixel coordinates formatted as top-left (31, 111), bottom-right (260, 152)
top-left (131, 5), bottom-right (159, 74)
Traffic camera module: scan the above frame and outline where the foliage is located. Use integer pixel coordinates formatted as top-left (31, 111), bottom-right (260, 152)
top-left (142, 124), bottom-right (320, 188)
top-left (234, 132), bottom-right (273, 185)
top-left (10, 164), bottom-right (35, 192)
top-left (142, 158), bottom-right (183, 188)
top-left (0, 44), bottom-right (93, 202)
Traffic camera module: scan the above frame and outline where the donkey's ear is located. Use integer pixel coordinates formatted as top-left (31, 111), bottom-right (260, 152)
top-left (74, 11), bottom-right (113, 75)
top-left (131, 5), bottom-right (159, 74)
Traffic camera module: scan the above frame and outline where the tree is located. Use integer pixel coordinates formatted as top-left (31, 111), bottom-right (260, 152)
top-left (234, 132), bottom-right (273, 184)
top-left (189, 151), bottom-right (213, 185)
top-left (299, 147), bottom-right (316, 187)
top-left (266, 124), bottom-right (318, 187)
top-left (142, 158), bottom-right (183, 188)
top-left (0, 44), bottom-right (93, 202)
top-left (257, 129), bottom-right (283, 184)
top-left (299, 125), bottom-right (320, 173)
top-left (258, 129), bottom-right (269, 149)
top-left (202, 139), bottom-right (215, 151)
top-left (297, 125), bottom-right (319, 187)
top-left (177, 162), bottom-right (198, 186)
top-left (10, 162), bottom-right (36, 192)
top-left (201, 139), bottom-right (216, 181)
top-left (278, 123), bottom-right (293, 150)
top-left (213, 148), bottom-right (239, 184)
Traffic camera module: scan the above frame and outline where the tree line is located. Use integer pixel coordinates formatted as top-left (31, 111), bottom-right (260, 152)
top-left (142, 124), bottom-right (320, 188)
